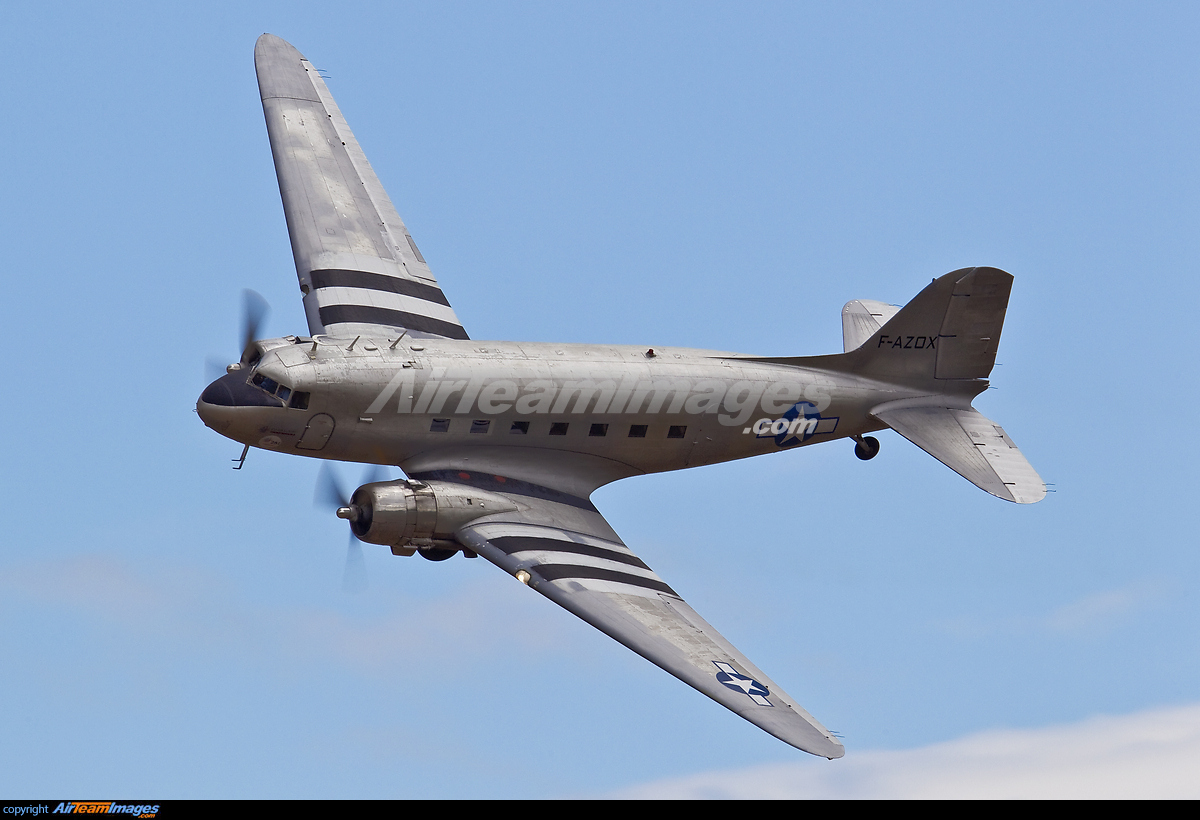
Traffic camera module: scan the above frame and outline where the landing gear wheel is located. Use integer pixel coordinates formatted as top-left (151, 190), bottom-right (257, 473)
top-left (419, 547), bottom-right (458, 562)
top-left (854, 436), bottom-right (880, 461)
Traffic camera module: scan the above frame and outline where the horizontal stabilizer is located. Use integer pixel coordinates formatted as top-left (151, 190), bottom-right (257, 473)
top-left (842, 299), bottom-right (901, 352)
top-left (873, 403), bottom-right (1046, 504)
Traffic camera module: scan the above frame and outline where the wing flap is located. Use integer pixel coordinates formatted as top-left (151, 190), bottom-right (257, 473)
top-left (452, 493), bottom-right (844, 758)
top-left (254, 34), bottom-right (468, 340)
top-left (873, 403), bottom-right (1046, 504)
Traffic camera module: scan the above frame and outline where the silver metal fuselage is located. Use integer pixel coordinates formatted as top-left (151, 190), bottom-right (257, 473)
top-left (197, 335), bottom-right (946, 493)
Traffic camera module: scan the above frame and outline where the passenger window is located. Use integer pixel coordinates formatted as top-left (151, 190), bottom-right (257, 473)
top-left (549, 422), bottom-right (569, 436)
top-left (510, 421), bottom-right (530, 435)
top-left (430, 418), bottom-right (450, 433)
top-left (470, 419), bottom-right (491, 434)
top-left (589, 423), bottom-right (608, 437)
top-left (668, 425), bottom-right (687, 439)
top-left (628, 425), bottom-right (648, 438)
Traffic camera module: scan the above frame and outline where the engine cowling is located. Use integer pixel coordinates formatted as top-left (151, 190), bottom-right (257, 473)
top-left (337, 479), bottom-right (517, 555)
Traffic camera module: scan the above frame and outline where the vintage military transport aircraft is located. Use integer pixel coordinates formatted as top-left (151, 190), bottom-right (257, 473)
top-left (197, 34), bottom-right (1046, 759)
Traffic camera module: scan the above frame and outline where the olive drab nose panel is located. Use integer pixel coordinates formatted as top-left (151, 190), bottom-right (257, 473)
top-left (296, 413), bottom-right (336, 450)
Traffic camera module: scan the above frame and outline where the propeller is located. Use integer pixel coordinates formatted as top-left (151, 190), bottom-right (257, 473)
top-left (202, 289), bottom-right (272, 385)
top-left (341, 533), bottom-right (368, 594)
top-left (315, 463), bottom-right (391, 593)
top-left (204, 356), bottom-right (230, 383)
top-left (240, 289), bottom-right (270, 363)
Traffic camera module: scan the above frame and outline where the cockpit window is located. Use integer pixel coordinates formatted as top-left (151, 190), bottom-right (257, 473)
top-left (249, 371), bottom-right (301, 406)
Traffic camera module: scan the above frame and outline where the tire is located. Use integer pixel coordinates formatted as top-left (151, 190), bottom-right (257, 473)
top-left (854, 436), bottom-right (880, 461)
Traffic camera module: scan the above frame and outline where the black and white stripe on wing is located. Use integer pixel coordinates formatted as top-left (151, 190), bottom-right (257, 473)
top-left (311, 267), bottom-right (469, 340)
top-left (490, 535), bottom-right (678, 596)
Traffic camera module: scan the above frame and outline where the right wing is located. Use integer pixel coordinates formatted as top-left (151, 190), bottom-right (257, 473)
top-left (423, 471), bottom-right (844, 758)
top-left (254, 34), bottom-right (469, 341)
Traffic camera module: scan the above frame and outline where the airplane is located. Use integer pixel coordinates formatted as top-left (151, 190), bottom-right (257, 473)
top-left (197, 34), bottom-right (1046, 760)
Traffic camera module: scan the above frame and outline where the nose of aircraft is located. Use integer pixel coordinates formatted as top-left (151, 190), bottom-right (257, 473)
top-left (200, 370), bottom-right (282, 407)
top-left (196, 370), bottom-right (283, 433)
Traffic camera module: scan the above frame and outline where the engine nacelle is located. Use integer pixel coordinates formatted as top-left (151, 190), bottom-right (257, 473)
top-left (339, 479), bottom-right (518, 556)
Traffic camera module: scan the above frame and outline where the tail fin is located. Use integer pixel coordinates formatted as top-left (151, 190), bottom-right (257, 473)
top-left (853, 266), bottom-right (1013, 382)
top-left (742, 267), bottom-right (1044, 503)
top-left (860, 267), bottom-right (1044, 502)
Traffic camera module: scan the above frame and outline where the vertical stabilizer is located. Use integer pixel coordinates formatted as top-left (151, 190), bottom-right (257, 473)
top-left (852, 267), bottom-right (1013, 383)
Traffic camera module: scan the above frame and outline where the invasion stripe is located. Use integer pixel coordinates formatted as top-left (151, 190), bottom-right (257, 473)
top-left (311, 269), bottom-right (452, 307)
top-left (315, 287), bottom-right (462, 325)
top-left (490, 536), bottom-right (650, 570)
top-left (530, 563), bottom-right (677, 596)
top-left (319, 304), bottom-right (470, 340)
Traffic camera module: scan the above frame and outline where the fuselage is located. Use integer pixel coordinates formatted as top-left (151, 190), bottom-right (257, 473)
top-left (197, 335), bottom-right (930, 492)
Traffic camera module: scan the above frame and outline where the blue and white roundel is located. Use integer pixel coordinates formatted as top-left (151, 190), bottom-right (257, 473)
top-left (756, 401), bottom-right (838, 449)
top-left (714, 661), bottom-right (773, 707)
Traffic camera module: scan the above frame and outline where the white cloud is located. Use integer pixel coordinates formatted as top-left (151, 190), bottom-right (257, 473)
top-left (612, 702), bottom-right (1200, 799)
top-left (935, 579), bottom-right (1169, 639)
top-left (0, 553), bottom-right (576, 674)
top-left (1045, 580), bottom-right (1162, 633)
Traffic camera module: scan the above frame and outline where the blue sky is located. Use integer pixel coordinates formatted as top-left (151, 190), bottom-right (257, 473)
top-left (1, 1), bottom-right (1198, 798)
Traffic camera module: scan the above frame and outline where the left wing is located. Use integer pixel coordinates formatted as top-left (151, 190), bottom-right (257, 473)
top-left (425, 472), bottom-right (844, 757)
top-left (254, 34), bottom-right (468, 341)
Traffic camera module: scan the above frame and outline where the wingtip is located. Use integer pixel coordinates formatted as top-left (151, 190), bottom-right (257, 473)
top-left (254, 34), bottom-right (317, 102)
top-left (254, 33), bottom-right (307, 63)
top-left (801, 734), bottom-right (845, 759)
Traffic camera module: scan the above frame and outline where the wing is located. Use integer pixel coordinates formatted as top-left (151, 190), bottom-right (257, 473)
top-left (423, 471), bottom-right (844, 758)
top-left (254, 34), bottom-right (468, 341)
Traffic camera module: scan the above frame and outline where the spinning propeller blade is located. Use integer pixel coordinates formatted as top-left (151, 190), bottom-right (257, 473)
top-left (314, 463), bottom-right (393, 594)
top-left (343, 534), bottom-right (368, 593)
top-left (241, 289), bottom-right (269, 361)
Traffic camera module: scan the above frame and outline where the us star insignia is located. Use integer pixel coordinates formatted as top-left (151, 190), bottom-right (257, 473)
top-left (714, 661), bottom-right (773, 706)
